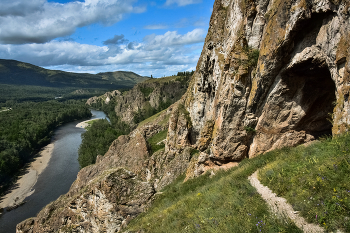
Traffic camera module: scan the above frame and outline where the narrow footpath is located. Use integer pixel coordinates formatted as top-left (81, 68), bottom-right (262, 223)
top-left (248, 171), bottom-right (326, 233)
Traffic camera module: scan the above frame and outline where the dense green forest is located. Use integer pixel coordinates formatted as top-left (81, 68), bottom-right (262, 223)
top-left (78, 100), bottom-right (130, 168)
top-left (0, 84), bottom-right (111, 104)
top-left (0, 100), bottom-right (91, 194)
top-left (78, 72), bottom-right (194, 169)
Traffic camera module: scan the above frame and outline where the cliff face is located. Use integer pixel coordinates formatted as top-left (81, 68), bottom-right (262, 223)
top-left (86, 76), bottom-right (189, 127)
top-left (17, 105), bottom-right (196, 233)
top-left (17, 0), bottom-right (350, 232)
top-left (168, 0), bottom-right (350, 174)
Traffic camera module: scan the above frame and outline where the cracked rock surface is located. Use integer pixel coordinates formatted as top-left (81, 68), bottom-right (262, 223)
top-left (16, 0), bottom-right (350, 232)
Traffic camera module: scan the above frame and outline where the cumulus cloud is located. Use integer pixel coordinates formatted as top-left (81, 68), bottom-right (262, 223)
top-left (0, 0), bottom-right (145, 44)
top-left (0, 0), bottom-right (45, 16)
top-left (127, 42), bottom-right (136, 50)
top-left (144, 24), bottom-right (168, 30)
top-left (143, 29), bottom-right (205, 50)
top-left (165, 0), bottom-right (202, 7)
top-left (0, 29), bottom-right (205, 76)
top-left (0, 41), bottom-right (108, 66)
top-left (103, 34), bottom-right (129, 45)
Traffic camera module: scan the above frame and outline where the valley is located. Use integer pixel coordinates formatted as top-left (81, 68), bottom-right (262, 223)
top-left (0, 0), bottom-right (349, 232)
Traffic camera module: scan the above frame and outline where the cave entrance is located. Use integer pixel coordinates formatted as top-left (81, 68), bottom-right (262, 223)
top-left (282, 58), bottom-right (336, 138)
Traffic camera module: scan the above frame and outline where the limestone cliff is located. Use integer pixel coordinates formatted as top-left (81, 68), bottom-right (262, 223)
top-left (167, 0), bottom-right (350, 177)
top-left (16, 104), bottom-right (197, 233)
top-left (17, 0), bottom-right (350, 232)
top-left (86, 75), bottom-right (190, 127)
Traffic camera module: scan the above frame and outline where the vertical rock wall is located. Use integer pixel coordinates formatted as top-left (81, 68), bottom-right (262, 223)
top-left (16, 0), bottom-right (350, 232)
top-left (167, 0), bottom-right (350, 171)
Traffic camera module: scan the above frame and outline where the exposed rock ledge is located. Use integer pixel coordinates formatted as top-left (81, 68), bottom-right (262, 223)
top-left (17, 0), bottom-right (350, 232)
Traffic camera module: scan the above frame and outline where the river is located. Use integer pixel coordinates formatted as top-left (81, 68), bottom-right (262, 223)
top-left (0, 110), bottom-right (108, 233)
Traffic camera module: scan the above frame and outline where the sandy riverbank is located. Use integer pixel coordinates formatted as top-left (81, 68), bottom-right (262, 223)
top-left (75, 118), bottom-right (101, 129)
top-left (0, 143), bottom-right (54, 210)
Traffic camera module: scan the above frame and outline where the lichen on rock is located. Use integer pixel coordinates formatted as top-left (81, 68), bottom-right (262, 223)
top-left (16, 0), bottom-right (350, 232)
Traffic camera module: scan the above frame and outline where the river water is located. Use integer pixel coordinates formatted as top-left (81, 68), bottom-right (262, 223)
top-left (0, 110), bottom-right (108, 233)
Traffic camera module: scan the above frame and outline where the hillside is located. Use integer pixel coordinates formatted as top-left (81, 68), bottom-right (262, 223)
top-left (16, 0), bottom-right (350, 232)
top-left (77, 74), bottom-right (191, 168)
top-left (0, 59), bottom-right (148, 89)
top-left (86, 73), bottom-right (191, 128)
top-left (98, 71), bottom-right (150, 88)
top-left (125, 134), bottom-right (350, 232)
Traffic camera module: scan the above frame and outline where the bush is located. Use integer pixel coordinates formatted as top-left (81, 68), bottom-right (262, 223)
top-left (245, 47), bottom-right (260, 69)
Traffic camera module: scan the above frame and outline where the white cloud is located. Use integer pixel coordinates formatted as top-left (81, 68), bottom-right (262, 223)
top-left (0, 0), bottom-right (45, 16)
top-left (0, 29), bottom-right (205, 77)
top-left (0, 41), bottom-right (108, 66)
top-left (165, 0), bottom-right (202, 7)
top-left (0, 0), bottom-right (145, 44)
top-left (143, 29), bottom-right (205, 50)
top-left (144, 24), bottom-right (168, 30)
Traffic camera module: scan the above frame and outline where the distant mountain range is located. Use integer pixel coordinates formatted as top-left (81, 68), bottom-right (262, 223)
top-left (0, 59), bottom-right (149, 89)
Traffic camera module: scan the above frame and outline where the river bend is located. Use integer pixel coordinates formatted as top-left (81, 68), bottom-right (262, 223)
top-left (0, 110), bottom-right (108, 233)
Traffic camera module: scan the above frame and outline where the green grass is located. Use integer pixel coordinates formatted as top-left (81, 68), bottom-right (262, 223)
top-left (84, 119), bottom-right (100, 130)
top-left (259, 134), bottom-right (350, 232)
top-left (147, 130), bottom-right (168, 155)
top-left (126, 148), bottom-right (303, 233)
top-left (136, 109), bottom-right (168, 129)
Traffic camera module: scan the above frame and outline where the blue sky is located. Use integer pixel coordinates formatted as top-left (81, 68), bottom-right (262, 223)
top-left (0, 0), bottom-right (214, 77)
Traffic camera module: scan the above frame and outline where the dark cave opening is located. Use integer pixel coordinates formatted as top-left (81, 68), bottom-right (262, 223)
top-left (282, 58), bottom-right (336, 139)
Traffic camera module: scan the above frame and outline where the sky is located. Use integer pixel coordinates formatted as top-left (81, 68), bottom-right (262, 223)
top-left (0, 0), bottom-right (214, 77)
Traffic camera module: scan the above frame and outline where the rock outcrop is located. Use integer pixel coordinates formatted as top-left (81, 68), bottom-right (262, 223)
top-left (86, 76), bottom-right (190, 127)
top-left (168, 0), bottom-right (350, 177)
top-left (17, 0), bottom-right (350, 232)
top-left (16, 105), bottom-right (196, 233)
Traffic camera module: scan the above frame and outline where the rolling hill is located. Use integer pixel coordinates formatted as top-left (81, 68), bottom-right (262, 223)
top-left (0, 59), bottom-right (149, 89)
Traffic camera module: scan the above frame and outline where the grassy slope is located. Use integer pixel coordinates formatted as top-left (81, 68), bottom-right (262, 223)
top-left (136, 109), bottom-right (170, 129)
top-left (127, 148), bottom-right (302, 232)
top-left (147, 130), bottom-right (168, 155)
top-left (259, 135), bottom-right (350, 232)
top-left (126, 134), bottom-right (350, 233)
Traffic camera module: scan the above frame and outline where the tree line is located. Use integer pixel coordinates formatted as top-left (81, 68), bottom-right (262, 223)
top-left (78, 100), bottom-right (130, 169)
top-left (78, 71), bottom-right (194, 169)
top-left (0, 100), bottom-right (91, 194)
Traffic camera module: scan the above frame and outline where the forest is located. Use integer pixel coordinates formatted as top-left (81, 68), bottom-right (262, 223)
top-left (78, 100), bottom-right (130, 168)
top-left (78, 72), bottom-right (194, 169)
top-left (0, 100), bottom-right (91, 195)
top-left (0, 84), bottom-right (110, 104)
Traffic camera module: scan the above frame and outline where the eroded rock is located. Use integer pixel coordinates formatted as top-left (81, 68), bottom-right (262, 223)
top-left (169, 0), bottom-right (350, 175)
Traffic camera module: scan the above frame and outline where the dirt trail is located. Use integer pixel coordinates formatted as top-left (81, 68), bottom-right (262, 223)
top-left (248, 171), bottom-right (325, 233)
